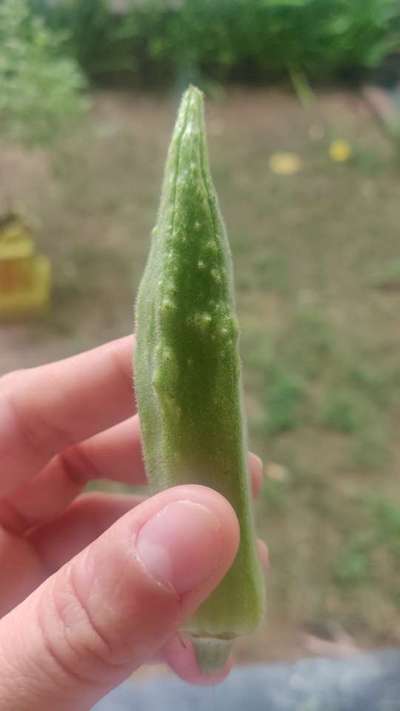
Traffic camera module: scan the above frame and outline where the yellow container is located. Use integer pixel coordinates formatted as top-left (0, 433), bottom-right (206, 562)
top-left (0, 213), bottom-right (51, 318)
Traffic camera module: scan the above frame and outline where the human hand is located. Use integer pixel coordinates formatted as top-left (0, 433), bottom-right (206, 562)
top-left (0, 336), bottom-right (267, 711)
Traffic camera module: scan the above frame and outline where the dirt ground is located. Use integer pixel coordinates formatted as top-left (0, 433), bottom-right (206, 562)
top-left (1, 87), bottom-right (400, 666)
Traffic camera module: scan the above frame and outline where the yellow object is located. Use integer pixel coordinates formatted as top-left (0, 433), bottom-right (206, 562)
top-left (0, 213), bottom-right (51, 318)
top-left (329, 139), bottom-right (352, 162)
top-left (269, 152), bottom-right (302, 175)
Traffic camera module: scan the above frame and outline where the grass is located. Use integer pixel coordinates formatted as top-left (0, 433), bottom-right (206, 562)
top-left (351, 422), bottom-right (390, 471)
top-left (2, 87), bottom-right (400, 658)
top-left (263, 364), bottom-right (306, 435)
top-left (248, 305), bottom-right (396, 476)
top-left (333, 496), bottom-right (400, 597)
top-left (320, 389), bottom-right (368, 434)
top-left (370, 257), bottom-right (400, 291)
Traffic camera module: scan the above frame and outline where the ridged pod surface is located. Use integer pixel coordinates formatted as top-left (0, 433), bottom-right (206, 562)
top-left (134, 85), bottom-right (265, 671)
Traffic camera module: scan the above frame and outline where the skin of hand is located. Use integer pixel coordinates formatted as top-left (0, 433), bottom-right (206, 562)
top-left (0, 336), bottom-right (268, 711)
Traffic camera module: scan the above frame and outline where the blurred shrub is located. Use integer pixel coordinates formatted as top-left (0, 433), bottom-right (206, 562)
top-left (0, 0), bottom-right (87, 146)
top-left (28, 0), bottom-right (139, 81)
top-left (27, 0), bottom-right (400, 87)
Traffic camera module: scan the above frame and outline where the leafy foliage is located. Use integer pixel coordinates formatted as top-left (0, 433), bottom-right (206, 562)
top-left (27, 0), bottom-right (400, 86)
top-left (0, 0), bottom-right (87, 146)
top-left (29, 0), bottom-right (138, 80)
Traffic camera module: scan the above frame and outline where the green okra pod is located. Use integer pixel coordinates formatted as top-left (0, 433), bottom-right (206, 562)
top-left (134, 85), bottom-right (265, 672)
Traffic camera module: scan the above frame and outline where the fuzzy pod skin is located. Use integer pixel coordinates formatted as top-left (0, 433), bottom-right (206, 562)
top-left (134, 85), bottom-right (265, 671)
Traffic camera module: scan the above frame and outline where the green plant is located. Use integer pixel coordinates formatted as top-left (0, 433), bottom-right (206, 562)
top-left (320, 389), bottom-right (365, 433)
top-left (261, 477), bottom-right (290, 514)
top-left (348, 362), bottom-right (395, 408)
top-left (370, 258), bottom-right (400, 291)
top-left (367, 497), bottom-right (400, 557)
top-left (287, 306), bottom-right (335, 379)
top-left (0, 0), bottom-right (87, 146)
top-left (334, 533), bottom-right (373, 586)
top-left (334, 496), bottom-right (400, 587)
top-left (351, 423), bottom-right (390, 471)
top-left (29, 0), bottom-right (139, 81)
top-left (134, 86), bottom-right (264, 671)
top-left (264, 364), bottom-right (306, 434)
top-left (28, 0), bottom-right (400, 87)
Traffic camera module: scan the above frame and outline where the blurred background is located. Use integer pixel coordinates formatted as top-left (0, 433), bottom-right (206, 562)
top-left (1, 0), bottom-right (400, 671)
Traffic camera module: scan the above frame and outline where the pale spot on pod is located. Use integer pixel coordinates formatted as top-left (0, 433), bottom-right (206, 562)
top-left (184, 120), bottom-right (195, 136)
top-left (211, 268), bottom-right (222, 283)
top-left (166, 250), bottom-right (175, 266)
top-left (159, 391), bottom-right (180, 419)
top-left (153, 344), bottom-right (178, 396)
top-left (205, 240), bottom-right (218, 255)
top-left (151, 366), bottom-right (162, 390)
top-left (223, 315), bottom-right (239, 340)
top-left (198, 259), bottom-right (205, 270)
top-left (161, 298), bottom-right (175, 312)
top-left (162, 345), bottom-right (174, 361)
top-left (194, 312), bottom-right (212, 330)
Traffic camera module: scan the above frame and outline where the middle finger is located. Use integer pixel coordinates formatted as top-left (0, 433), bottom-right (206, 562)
top-left (0, 416), bottom-right (145, 534)
top-left (1, 417), bottom-right (263, 534)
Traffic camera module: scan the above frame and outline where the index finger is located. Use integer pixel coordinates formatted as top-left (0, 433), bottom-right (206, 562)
top-left (0, 335), bottom-right (136, 495)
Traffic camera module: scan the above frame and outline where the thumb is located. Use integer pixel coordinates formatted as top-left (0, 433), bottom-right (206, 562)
top-left (0, 485), bottom-right (239, 711)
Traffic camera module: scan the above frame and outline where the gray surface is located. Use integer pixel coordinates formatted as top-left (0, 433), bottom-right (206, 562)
top-left (93, 649), bottom-right (400, 710)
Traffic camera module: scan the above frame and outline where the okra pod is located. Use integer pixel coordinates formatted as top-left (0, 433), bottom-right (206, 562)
top-left (135, 85), bottom-right (265, 672)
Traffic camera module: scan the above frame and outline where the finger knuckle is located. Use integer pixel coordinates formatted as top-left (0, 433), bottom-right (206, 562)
top-left (58, 443), bottom-right (101, 487)
top-left (37, 566), bottom-right (122, 687)
top-left (0, 369), bottom-right (72, 458)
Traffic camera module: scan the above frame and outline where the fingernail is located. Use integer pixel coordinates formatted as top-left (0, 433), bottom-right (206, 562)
top-left (249, 452), bottom-right (264, 472)
top-left (136, 500), bottom-right (223, 595)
